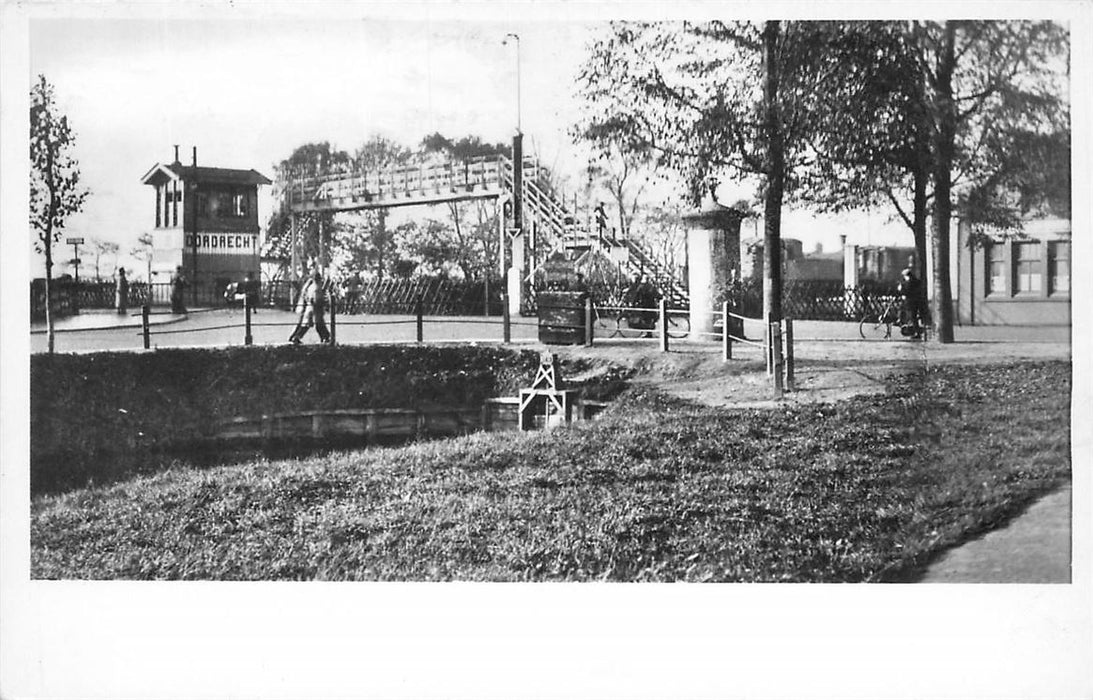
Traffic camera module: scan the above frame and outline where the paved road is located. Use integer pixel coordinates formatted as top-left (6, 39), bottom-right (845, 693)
top-left (31, 309), bottom-right (542, 353)
top-left (919, 484), bottom-right (1072, 583)
top-left (30, 309), bottom-right (1072, 355)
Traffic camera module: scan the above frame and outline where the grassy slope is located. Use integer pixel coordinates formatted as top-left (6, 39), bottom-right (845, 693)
top-left (31, 345), bottom-right (544, 494)
top-left (32, 361), bottom-right (1070, 582)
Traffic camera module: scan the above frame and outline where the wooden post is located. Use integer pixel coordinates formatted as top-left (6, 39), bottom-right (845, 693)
top-left (771, 320), bottom-right (784, 397)
top-left (329, 296), bottom-right (337, 346)
top-left (244, 295), bottom-right (253, 346)
top-left (141, 305), bottom-right (150, 350)
top-left (502, 293), bottom-right (511, 344)
top-left (415, 296), bottom-right (424, 343)
top-left (722, 301), bottom-right (732, 361)
top-left (784, 317), bottom-right (795, 391)
top-left (659, 298), bottom-right (669, 352)
top-left (585, 296), bottom-right (594, 347)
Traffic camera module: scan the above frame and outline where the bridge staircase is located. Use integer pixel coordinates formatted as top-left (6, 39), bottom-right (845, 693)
top-left (279, 152), bottom-right (689, 308)
top-left (498, 156), bottom-right (688, 308)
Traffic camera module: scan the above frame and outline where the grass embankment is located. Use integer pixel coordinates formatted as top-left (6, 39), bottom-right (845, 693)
top-left (30, 345), bottom-right (547, 494)
top-left (32, 361), bottom-right (1070, 581)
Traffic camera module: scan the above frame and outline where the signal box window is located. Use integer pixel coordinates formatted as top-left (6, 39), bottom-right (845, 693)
top-left (232, 191), bottom-right (248, 217)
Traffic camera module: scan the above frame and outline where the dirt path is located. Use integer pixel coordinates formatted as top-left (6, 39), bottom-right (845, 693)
top-left (557, 322), bottom-right (1070, 409)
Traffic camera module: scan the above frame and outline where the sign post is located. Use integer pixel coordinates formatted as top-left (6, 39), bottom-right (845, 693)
top-left (66, 237), bottom-right (84, 283)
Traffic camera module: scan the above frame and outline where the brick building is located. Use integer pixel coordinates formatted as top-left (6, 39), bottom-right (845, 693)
top-left (954, 217), bottom-right (1071, 325)
top-left (140, 147), bottom-right (271, 295)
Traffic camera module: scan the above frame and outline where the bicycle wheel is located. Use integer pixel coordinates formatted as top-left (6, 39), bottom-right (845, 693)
top-left (593, 313), bottom-right (618, 338)
top-left (667, 313), bottom-right (690, 339)
top-left (859, 315), bottom-right (891, 340)
top-left (617, 314), bottom-right (648, 338)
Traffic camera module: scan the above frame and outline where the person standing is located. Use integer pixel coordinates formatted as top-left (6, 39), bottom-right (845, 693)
top-left (115, 267), bottom-right (129, 315)
top-left (345, 270), bottom-right (363, 314)
top-left (170, 266), bottom-right (187, 314)
top-left (288, 268), bottom-right (331, 344)
top-left (898, 267), bottom-right (924, 338)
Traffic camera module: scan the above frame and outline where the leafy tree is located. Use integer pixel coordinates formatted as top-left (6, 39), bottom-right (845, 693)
top-left (583, 145), bottom-right (656, 239)
top-left (89, 237), bottom-right (120, 280)
top-left (266, 142), bottom-right (351, 278)
top-left (905, 21), bottom-right (1067, 342)
top-left (347, 135), bottom-right (414, 282)
top-left (808, 21), bottom-right (1068, 342)
top-left (30, 74), bottom-right (89, 354)
top-left (418, 133), bottom-right (507, 281)
top-left (575, 21), bottom-right (846, 321)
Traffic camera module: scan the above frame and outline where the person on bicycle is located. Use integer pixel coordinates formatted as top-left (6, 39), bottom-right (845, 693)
top-left (898, 267), bottom-right (924, 338)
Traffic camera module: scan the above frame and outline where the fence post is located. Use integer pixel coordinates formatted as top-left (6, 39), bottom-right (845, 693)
top-left (722, 301), bottom-right (732, 361)
top-left (328, 296), bottom-right (337, 346)
top-left (659, 298), bottom-right (669, 352)
top-left (415, 296), bottom-right (424, 343)
top-left (784, 317), bottom-right (795, 391)
top-left (771, 319), bottom-right (784, 397)
top-left (585, 296), bottom-right (594, 347)
top-left (141, 305), bottom-right (150, 350)
top-left (244, 295), bottom-right (253, 346)
top-left (502, 293), bottom-right (511, 344)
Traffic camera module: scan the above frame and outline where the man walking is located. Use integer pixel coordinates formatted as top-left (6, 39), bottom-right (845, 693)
top-left (288, 268), bottom-right (331, 344)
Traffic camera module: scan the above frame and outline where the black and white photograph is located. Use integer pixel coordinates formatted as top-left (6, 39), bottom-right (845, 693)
top-left (2, 1), bottom-right (1090, 698)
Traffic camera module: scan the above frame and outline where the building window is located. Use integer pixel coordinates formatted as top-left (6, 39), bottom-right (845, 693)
top-left (1049, 241), bottom-right (1070, 296)
top-left (985, 241), bottom-right (1005, 296)
top-left (232, 191), bottom-right (248, 217)
top-left (1013, 242), bottom-right (1042, 294)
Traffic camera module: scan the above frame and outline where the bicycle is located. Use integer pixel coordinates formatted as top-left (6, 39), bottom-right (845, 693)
top-left (859, 297), bottom-right (924, 340)
top-left (859, 298), bottom-right (900, 340)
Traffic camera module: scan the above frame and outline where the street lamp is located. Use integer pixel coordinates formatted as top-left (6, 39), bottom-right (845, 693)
top-left (502, 32), bottom-right (521, 134)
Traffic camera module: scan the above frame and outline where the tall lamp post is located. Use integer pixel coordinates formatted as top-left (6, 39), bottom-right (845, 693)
top-left (502, 32), bottom-right (524, 317)
top-left (502, 32), bottom-right (521, 135)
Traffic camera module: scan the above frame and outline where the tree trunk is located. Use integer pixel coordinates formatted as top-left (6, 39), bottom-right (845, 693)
top-left (912, 131), bottom-right (931, 325)
top-left (930, 22), bottom-right (957, 343)
top-left (44, 231), bottom-right (55, 354)
top-left (761, 21), bottom-right (784, 322)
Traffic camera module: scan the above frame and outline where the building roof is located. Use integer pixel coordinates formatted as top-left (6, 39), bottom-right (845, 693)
top-left (141, 162), bottom-right (272, 187)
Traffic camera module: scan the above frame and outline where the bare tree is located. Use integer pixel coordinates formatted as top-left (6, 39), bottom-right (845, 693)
top-left (90, 237), bottom-right (120, 280)
top-left (30, 74), bottom-right (89, 354)
top-left (131, 233), bottom-right (154, 285)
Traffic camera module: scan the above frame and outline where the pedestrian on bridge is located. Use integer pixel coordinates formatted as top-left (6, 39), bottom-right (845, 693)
top-left (288, 268), bottom-right (331, 345)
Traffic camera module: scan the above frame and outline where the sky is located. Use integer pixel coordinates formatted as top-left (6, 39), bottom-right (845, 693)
top-left (21, 6), bottom-right (932, 280)
top-left (26, 13), bottom-right (605, 277)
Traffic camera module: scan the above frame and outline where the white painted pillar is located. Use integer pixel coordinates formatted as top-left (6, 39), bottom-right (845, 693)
top-left (508, 231), bottom-right (524, 316)
top-left (843, 241), bottom-right (858, 318)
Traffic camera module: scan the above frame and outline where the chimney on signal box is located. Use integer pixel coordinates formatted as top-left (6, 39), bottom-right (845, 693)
top-left (192, 147), bottom-right (197, 167)
top-left (173, 145), bottom-right (180, 164)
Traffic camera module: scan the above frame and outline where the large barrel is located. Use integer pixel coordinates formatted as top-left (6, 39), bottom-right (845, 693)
top-left (536, 291), bottom-right (588, 345)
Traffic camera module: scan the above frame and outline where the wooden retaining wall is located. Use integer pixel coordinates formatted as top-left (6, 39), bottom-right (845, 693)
top-left (214, 399), bottom-right (608, 444)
